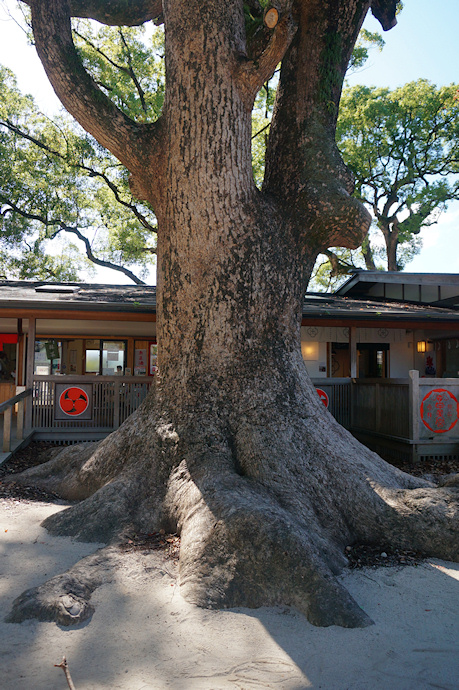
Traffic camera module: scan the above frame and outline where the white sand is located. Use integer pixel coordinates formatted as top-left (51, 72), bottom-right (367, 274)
top-left (1, 498), bottom-right (458, 690)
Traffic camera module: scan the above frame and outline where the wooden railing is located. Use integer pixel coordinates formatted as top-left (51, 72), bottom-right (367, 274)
top-left (351, 378), bottom-right (410, 439)
top-left (0, 388), bottom-right (32, 452)
top-left (32, 376), bottom-right (153, 440)
top-left (312, 373), bottom-right (459, 462)
top-left (28, 374), bottom-right (459, 461)
top-left (311, 378), bottom-right (352, 428)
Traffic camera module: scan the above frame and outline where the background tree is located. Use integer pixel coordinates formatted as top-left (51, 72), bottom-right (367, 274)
top-left (0, 37), bottom-right (160, 282)
top-left (333, 79), bottom-right (459, 273)
top-left (8, 0), bottom-right (459, 631)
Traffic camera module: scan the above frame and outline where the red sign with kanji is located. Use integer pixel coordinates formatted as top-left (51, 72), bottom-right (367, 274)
top-left (316, 388), bottom-right (329, 408)
top-left (420, 388), bottom-right (459, 434)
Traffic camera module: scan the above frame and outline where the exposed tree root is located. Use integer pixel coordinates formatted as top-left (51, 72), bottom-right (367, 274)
top-left (6, 547), bottom-right (118, 626)
top-left (6, 385), bottom-right (459, 629)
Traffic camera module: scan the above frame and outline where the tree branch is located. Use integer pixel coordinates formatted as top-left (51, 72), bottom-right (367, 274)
top-left (28, 0), bottom-right (162, 183)
top-left (1, 118), bottom-right (157, 234)
top-left (236, 2), bottom-right (297, 106)
top-left (21, 0), bottom-right (163, 26)
top-left (264, 1), bottom-right (375, 253)
top-left (51, 225), bottom-right (149, 284)
top-left (73, 28), bottom-right (149, 116)
top-left (323, 249), bottom-right (357, 277)
top-left (54, 656), bottom-right (76, 690)
top-left (1, 199), bottom-right (150, 285)
top-left (370, 0), bottom-right (398, 31)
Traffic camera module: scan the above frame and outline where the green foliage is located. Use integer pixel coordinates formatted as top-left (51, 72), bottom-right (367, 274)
top-left (0, 61), bottom-right (157, 282)
top-left (72, 20), bottom-right (165, 122)
top-left (348, 29), bottom-right (385, 72)
top-left (336, 79), bottom-right (459, 270)
top-left (251, 78), bottom-right (276, 187)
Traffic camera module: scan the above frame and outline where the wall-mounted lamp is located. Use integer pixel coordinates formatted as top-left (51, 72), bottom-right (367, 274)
top-left (301, 341), bottom-right (319, 361)
top-left (417, 340), bottom-right (433, 353)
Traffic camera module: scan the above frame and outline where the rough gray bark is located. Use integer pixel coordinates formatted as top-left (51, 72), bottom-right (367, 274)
top-left (9, 0), bottom-right (459, 628)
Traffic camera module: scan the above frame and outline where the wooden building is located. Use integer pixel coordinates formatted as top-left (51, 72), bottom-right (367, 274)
top-left (0, 274), bottom-right (458, 463)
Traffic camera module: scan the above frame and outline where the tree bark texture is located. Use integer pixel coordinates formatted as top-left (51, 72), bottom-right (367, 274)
top-left (11, 0), bottom-right (459, 629)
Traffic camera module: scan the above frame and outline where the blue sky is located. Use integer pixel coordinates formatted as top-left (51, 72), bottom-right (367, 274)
top-left (0, 0), bottom-right (458, 278)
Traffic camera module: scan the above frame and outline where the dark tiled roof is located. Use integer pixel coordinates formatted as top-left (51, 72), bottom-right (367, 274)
top-left (0, 281), bottom-right (457, 323)
top-left (0, 281), bottom-right (156, 312)
top-left (302, 293), bottom-right (459, 322)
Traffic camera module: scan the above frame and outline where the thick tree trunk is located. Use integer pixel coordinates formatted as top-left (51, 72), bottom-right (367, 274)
top-left (11, 0), bottom-right (459, 629)
top-left (379, 219), bottom-right (399, 271)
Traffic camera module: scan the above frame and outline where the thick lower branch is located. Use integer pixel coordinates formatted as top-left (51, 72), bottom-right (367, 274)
top-left (22, 0), bottom-right (163, 26)
top-left (29, 0), bottom-right (163, 178)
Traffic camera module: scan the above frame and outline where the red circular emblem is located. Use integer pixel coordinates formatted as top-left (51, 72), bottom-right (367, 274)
top-left (420, 388), bottom-right (459, 434)
top-left (59, 387), bottom-right (90, 416)
top-left (316, 388), bottom-right (329, 408)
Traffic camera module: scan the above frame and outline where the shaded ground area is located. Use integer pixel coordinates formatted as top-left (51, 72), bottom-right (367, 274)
top-left (396, 455), bottom-right (459, 483)
top-left (0, 443), bottom-right (63, 502)
top-left (2, 441), bottom-right (458, 572)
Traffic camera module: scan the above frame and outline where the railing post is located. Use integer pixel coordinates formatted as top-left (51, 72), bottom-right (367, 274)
top-left (409, 370), bottom-right (420, 462)
top-left (113, 381), bottom-right (120, 429)
top-left (349, 326), bottom-right (358, 378)
top-left (16, 399), bottom-right (24, 440)
top-left (3, 406), bottom-right (12, 452)
top-left (350, 378), bottom-right (355, 428)
top-left (25, 318), bottom-right (36, 432)
top-left (375, 382), bottom-right (381, 433)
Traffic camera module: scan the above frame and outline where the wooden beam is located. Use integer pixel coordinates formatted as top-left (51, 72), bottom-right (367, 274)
top-left (349, 326), bottom-right (357, 378)
top-left (0, 309), bottom-right (156, 321)
top-left (301, 318), bottom-right (459, 330)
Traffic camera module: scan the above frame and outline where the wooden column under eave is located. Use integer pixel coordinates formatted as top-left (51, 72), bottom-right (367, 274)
top-left (17, 319), bottom-right (24, 386)
top-left (349, 326), bottom-right (358, 378)
top-left (25, 317), bottom-right (36, 431)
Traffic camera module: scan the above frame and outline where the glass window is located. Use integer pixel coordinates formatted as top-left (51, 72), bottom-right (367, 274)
top-left (102, 341), bottom-right (125, 375)
top-left (34, 340), bottom-right (62, 375)
top-left (85, 349), bottom-right (101, 374)
top-left (0, 343), bottom-right (17, 381)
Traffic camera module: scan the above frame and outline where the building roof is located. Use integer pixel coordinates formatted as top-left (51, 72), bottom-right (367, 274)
top-left (0, 281), bottom-right (157, 313)
top-left (0, 279), bottom-right (457, 326)
top-left (335, 271), bottom-right (459, 308)
top-left (301, 293), bottom-right (459, 324)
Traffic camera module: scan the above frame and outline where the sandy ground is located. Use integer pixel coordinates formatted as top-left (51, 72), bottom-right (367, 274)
top-left (1, 498), bottom-right (458, 690)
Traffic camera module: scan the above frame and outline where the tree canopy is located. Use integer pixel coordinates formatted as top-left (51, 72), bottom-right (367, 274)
top-left (1, 10), bottom-right (388, 283)
top-left (0, 25), bottom-right (162, 282)
top-left (312, 79), bottom-right (459, 285)
top-left (336, 79), bottom-right (459, 272)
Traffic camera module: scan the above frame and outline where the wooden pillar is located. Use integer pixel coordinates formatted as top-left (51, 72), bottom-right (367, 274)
top-left (25, 317), bottom-right (36, 431)
top-left (409, 369), bottom-right (420, 463)
top-left (17, 319), bottom-right (23, 385)
top-left (349, 326), bottom-right (358, 378)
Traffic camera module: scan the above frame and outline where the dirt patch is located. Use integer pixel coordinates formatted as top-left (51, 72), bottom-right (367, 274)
top-left (0, 442), bottom-right (65, 502)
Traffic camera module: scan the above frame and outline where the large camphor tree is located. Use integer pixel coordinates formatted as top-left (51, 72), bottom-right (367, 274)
top-left (10, 0), bottom-right (459, 629)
